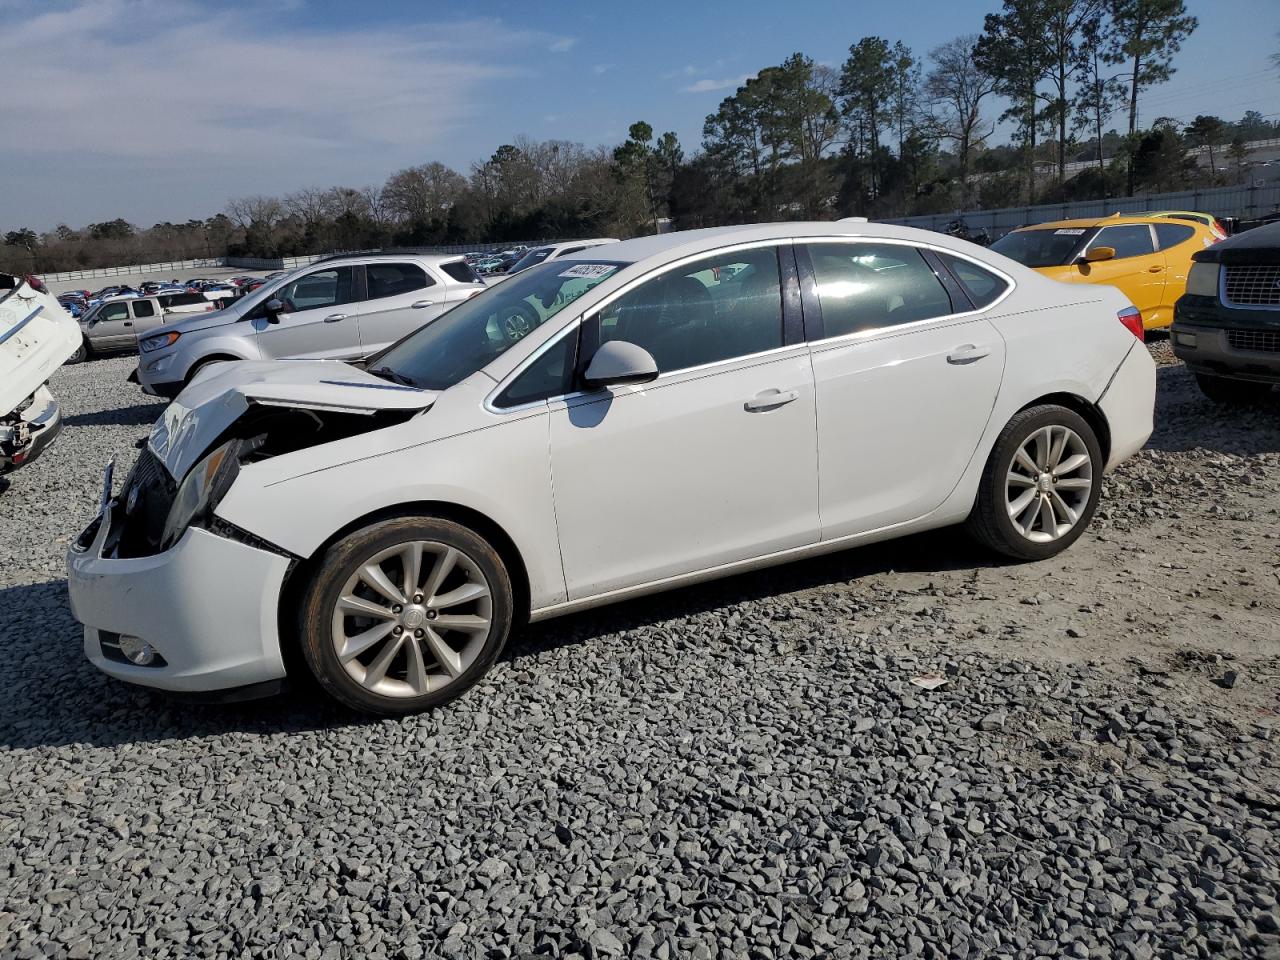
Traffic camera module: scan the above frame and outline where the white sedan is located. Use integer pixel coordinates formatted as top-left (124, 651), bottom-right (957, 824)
top-left (68, 222), bottom-right (1155, 715)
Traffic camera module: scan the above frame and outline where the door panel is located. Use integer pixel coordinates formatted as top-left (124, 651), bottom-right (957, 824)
top-left (549, 349), bottom-right (820, 599)
top-left (250, 266), bottom-right (361, 360)
top-left (356, 262), bottom-right (444, 356)
top-left (812, 317), bottom-right (1005, 537)
top-left (1077, 225), bottom-right (1166, 323)
top-left (88, 301), bottom-right (133, 350)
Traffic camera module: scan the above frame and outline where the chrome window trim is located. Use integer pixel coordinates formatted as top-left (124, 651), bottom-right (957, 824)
top-left (482, 238), bottom-right (793, 414)
top-left (794, 236), bottom-right (1017, 348)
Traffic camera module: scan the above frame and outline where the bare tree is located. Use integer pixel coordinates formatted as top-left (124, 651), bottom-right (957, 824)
top-left (925, 35), bottom-right (998, 198)
top-left (224, 195), bottom-right (283, 231)
top-left (382, 162), bottom-right (467, 224)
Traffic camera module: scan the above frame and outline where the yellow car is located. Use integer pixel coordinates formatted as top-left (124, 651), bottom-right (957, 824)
top-left (1145, 210), bottom-right (1228, 240)
top-left (989, 214), bottom-right (1220, 330)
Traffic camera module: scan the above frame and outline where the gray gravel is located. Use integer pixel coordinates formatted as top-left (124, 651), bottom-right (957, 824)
top-left (1, 349), bottom-right (1278, 959)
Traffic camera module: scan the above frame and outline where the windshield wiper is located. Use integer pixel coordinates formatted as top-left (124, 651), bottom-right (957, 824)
top-left (367, 366), bottom-right (420, 388)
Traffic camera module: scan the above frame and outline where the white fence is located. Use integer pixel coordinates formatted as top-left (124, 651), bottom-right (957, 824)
top-left (38, 258), bottom-right (224, 282)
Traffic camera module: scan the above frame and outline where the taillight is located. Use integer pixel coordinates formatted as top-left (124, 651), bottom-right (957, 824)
top-left (1117, 305), bottom-right (1144, 342)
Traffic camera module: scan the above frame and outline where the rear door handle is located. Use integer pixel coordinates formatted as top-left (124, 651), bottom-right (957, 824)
top-left (411, 300), bottom-right (436, 309)
top-left (324, 313), bottom-right (348, 323)
top-left (744, 388), bottom-right (799, 412)
top-left (1147, 265), bottom-right (1164, 273)
top-left (947, 344), bottom-right (990, 365)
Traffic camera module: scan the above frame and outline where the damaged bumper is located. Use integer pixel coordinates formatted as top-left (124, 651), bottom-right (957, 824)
top-left (67, 494), bottom-right (292, 694)
top-left (1, 385), bottom-right (63, 473)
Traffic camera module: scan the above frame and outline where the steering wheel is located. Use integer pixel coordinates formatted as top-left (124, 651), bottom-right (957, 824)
top-left (499, 304), bottom-right (539, 343)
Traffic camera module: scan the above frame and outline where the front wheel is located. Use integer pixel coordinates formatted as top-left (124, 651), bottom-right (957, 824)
top-left (298, 517), bottom-right (514, 715)
top-left (65, 338), bottom-right (90, 365)
top-left (1195, 373), bottom-right (1273, 405)
top-left (965, 405), bottom-right (1103, 562)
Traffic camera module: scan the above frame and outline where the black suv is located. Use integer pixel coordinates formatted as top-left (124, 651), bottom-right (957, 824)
top-left (1172, 222), bottom-right (1280, 403)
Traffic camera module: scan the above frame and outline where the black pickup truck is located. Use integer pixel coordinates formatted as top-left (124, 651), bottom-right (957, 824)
top-left (1172, 221), bottom-right (1280, 403)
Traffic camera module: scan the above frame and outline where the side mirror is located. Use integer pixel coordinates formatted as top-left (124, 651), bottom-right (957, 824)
top-left (1083, 246), bottom-right (1115, 263)
top-left (582, 340), bottom-right (659, 389)
top-left (264, 298), bottom-right (285, 323)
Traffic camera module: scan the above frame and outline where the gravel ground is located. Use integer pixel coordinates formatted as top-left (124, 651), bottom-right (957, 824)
top-left (1, 346), bottom-right (1278, 960)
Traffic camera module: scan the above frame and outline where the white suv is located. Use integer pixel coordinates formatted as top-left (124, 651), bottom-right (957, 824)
top-left (135, 253), bottom-right (485, 398)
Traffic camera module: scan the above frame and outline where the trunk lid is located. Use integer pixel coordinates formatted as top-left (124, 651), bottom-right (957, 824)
top-left (0, 276), bottom-right (81, 414)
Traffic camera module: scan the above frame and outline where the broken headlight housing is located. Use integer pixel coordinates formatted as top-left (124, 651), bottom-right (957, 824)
top-left (159, 438), bottom-right (244, 550)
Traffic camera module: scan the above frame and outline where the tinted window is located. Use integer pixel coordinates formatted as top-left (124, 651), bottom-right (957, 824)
top-left (558, 246), bottom-right (586, 257)
top-left (1154, 223), bottom-right (1196, 250)
top-left (991, 228), bottom-right (1091, 267)
top-left (161, 292), bottom-right (205, 307)
top-left (1093, 225), bottom-right (1155, 259)
top-left (495, 329), bottom-right (578, 408)
top-left (366, 263), bottom-right (431, 300)
top-left (132, 300), bottom-right (156, 318)
top-left (101, 303), bottom-right (130, 322)
top-left (279, 267), bottom-right (356, 311)
top-left (937, 253), bottom-right (1009, 309)
top-left (598, 247), bottom-right (783, 374)
top-left (440, 260), bottom-right (481, 284)
top-left (807, 243), bottom-right (953, 337)
top-left (509, 247), bottom-right (555, 273)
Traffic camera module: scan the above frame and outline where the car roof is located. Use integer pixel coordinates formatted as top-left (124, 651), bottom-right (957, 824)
top-left (555, 221), bottom-right (999, 266)
top-left (1012, 213), bottom-right (1212, 231)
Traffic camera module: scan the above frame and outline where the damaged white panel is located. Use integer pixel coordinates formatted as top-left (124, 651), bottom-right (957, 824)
top-left (0, 277), bottom-right (80, 414)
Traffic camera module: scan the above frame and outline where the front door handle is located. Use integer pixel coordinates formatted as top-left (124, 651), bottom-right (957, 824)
top-left (324, 313), bottom-right (348, 323)
top-left (744, 388), bottom-right (799, 412)
top-left (1147, 265), bottom-right (1164, 273)
top-left (411, 300), bottom-right (436, 309)
top-left (947, 344), bottom-right (990, 365)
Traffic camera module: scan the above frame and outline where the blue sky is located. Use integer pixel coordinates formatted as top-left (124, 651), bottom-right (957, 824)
top-left (2, 0), bottom-right (1277, 229)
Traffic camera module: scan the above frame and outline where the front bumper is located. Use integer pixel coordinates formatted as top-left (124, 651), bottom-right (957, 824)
top-left (67, 501), bottom-right (292, 694)
top-left (1172, 296), bottom-right (1280, 384)
top-left (1, 386), bottom-right (64, 473)
top-left (136, 352), bottom-right (185, 398)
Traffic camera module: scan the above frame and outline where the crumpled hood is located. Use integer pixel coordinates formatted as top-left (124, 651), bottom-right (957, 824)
top-left (1, 278), bottom-right (81, 414)
top-left (149, 360), bottom-right (438, 479)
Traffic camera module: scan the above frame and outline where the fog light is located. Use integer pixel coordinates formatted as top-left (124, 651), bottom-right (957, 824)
top-left (118, 635), bottom-right (158, 666)
top-left (1176, 332), bottom-right (1198, 348)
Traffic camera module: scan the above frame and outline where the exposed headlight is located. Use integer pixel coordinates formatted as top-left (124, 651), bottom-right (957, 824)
top-left (1186, 262), bottom-right (1220, 298)
top-left (140, 331), bottom-right (181, 353)
top-left (160, 439), bottom-right (242, 549)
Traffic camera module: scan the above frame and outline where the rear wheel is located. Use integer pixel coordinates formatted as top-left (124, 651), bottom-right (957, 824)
top-left (965, 405), bottom-right (1103, 562)
top-left (298, 517), bottom-right (514, 715)
top-left (1194, 373), bottom-right (1273, 405)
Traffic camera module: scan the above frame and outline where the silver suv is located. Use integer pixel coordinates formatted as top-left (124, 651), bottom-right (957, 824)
top-left (135, 254), bottom-right (485, 398)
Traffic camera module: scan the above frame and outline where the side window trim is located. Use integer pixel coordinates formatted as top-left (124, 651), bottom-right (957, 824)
top-left (779, 243), bottom-right (805, 347)
top-left (794, 243), bottom-right (825, 341)
top-left (921, 249), bottom-right (973, 313)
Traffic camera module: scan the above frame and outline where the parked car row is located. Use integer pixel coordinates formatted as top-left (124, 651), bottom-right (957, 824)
top-left (57, 221), bottom-right (1163, 718)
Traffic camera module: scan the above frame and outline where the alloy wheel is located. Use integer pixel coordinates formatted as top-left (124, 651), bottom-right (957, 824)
top-left (1004, 425), bottom-right (1093, 543)
top-left (330, 541), bottom-right (493, 698)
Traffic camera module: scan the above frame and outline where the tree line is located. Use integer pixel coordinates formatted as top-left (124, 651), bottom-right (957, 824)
top-left (6, 0), bottom-right (1276, 276)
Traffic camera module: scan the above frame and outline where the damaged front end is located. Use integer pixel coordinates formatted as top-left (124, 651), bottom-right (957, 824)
top-left (85, 360), bottom-right (437, 559)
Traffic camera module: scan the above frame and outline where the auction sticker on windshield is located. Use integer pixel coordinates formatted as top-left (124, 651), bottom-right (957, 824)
top-left (559, 264), bottom-right (617, 280)
top-left (1054, 229), bottom-right (1087, 235)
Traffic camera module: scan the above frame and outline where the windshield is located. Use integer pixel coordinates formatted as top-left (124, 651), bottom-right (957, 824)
top-left (991, 228), bottom-right (1094, 267)
top-left (508, 247), bottom-right (555, 274)
top-left (371, 260), bottom-right (626, 391)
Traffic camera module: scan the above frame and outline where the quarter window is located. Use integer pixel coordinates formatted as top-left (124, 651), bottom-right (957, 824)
top-left (132, 300), bottom-right (156, 318)
top-left (494, 329), bottom-right (578, 408)
top-left (807, 243), bottom-right (953, 337)
top-left (1154, 223), bottom-right (1196, 250)
top-left (936, 253), bottom-right (1009, 309)
top-left (366, 263), bottom-right (431, 300)
top-left (597, 247), bottom-right (783, 374)
top-left (1092, 225), bottom-right (1155, 259)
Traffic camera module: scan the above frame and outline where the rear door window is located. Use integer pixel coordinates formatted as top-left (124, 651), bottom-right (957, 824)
top-left (366, 263), bottom-right (431, 300)
top-left (805, 243), bottom-right (954, 338)
top-left (132, 300), bottom-right (156, 318)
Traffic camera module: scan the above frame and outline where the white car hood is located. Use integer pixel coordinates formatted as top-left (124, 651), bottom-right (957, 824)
top-left (0, 280), bottom-right (81, 414)
top-left (149, 360), bottom-right (438, 478)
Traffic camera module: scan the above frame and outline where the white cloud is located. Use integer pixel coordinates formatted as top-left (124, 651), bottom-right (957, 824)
top-left (0, 0), bottom-right (565, 225)
top-left (592, 63), bottom-right (613, 75)
top-left (682, 75), bottom-right (752, 94)
top-left (549, 36), bottom-right (577, 53)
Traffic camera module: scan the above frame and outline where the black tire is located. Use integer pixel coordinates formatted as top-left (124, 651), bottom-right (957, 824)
top-left (297, 516), bottom-right (514, 716)
top-left (964, 404), bottom-right (1104, 562)
top-left (1194, 373), bottom-right (1273, 406)
top-left (65, 338), bottom-right (90, 365)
